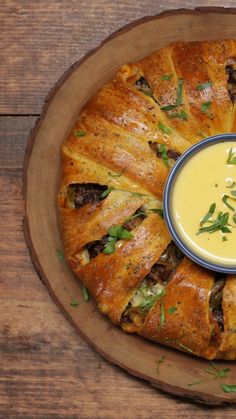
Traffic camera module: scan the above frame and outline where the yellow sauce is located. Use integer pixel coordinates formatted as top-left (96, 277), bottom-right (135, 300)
top-left (171, 141), bottom-right (236, 266)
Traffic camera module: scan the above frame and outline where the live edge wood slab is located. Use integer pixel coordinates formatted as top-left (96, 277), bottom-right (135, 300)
top-left (3, 2), bottom-right (236, 417)
top-left (23, 7), bottom-right (236, 407)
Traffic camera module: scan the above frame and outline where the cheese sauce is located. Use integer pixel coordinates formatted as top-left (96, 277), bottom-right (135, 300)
top-left (171, 141), bottom-right (236, 266)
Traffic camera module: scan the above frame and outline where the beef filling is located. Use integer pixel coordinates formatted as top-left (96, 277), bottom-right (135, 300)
top-left (146, 241), bottom-right (183, 285)
top-left (210, 274), bottom-right (226, 331)
top-left (135, 76), bottom-right (157, 102)
top-left (122, 241), bottom-right (183, 324)
top-left (86, 237), bottom-right (109, 258)
top-left (149, 141), bottom-right (181, 161)
top-left (226, 61), bottom-right (236, 103)
top-left (67, 183), bottom-right (107, 209)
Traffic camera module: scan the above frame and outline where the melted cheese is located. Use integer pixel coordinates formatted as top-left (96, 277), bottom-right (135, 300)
top-left (171, 141), bottom-right (236, 267)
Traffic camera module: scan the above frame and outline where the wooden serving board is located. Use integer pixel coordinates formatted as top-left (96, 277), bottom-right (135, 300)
top-left (23, 7), bottom-right (236, 405)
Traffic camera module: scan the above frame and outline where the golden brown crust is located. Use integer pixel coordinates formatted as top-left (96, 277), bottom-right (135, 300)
top-left (59, 40), bottom-right (236, 359)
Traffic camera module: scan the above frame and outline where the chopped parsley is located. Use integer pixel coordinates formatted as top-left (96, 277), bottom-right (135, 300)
top-left (103, 225), bottom-right (133, 254)
top-left (158, 122), bottom-right (172, 135)
top-left (220, 384), bottom-right (236, 393)
top-left (196, 81), bottom-right (213, 90)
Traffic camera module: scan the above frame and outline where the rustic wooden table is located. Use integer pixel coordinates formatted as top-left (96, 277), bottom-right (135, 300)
top-left (2, 1), bottom-right (236, 417)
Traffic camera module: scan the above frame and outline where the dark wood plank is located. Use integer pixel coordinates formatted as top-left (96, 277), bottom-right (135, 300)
top-left (0, 117), bottom-right (236, 417)
top-left (1, 0), bottom-right (236, 114)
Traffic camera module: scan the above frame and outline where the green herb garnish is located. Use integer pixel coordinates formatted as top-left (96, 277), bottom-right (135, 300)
top-left (158, 122), bottom-right (172, 135)
top-left (160, 104), bottom-right (177, 111)
top-left (227, 148), bottom-right (236, 165)
top-left (178, 343), bottom-right (193, 353)
top-left (74, 130), bottom-right (86, 137)
top-left (201, 101), bottom-right (212, 114)
top-left (187, 380), bottom-right (203, 387)
top-left (56, 249), bottom-right (65, 262)
top-left (168, 110), bottom-right (188, 120)
top-left (158, 144), bottom-right (170, 167)
top-left (125, 211), bottom-right (146, 223)
top-left (222, 195), bottom-right (235, 211)
top-left (103, 225), bottom-right (133, 255)
top-left (160, 302), bottom-right (165, 328)
top-left (233, 213), bottom-right (236, 224)
top-left (99, 187), bottom-right (114, 199)
top-left (137, 286), bottom-right (165, 310)
top-left (200, 202), bottom-right (216, 226)
top-left (82, 286), bottom-right (90, 302)
top-left (197, 211), bottom-right (231, 235)
top-left (176, 79), bottom-right (183, 106)
top-left (161, 74), bottom-right (173, 80)
top-left (167, 306), bottom-right (177, 315)
top-left (231, 190), bottom-right (236, 197)
top-left (205, 362), bottom-right (230, 379)
top-left (108, 170), bottom-right (124, 177)
top-left (150, 208), bottom-right (164, 218)
top-left (156, 355), bottom-right (165, 374)
top-left (196, 81), bottom-right (213, 90)
top-left (70, 299), bottom-right (79, 307)
top-left (222, 236), bottom-right (228, 242)
top-left (220, 384), bottom-right (236, 393)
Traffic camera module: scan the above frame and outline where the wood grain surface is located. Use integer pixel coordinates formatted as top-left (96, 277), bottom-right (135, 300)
top-left (2, 1), bottom-right (236, 417)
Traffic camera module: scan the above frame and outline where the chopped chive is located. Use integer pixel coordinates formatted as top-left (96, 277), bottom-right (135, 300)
top-left (125, 211), bottom-right (146, 223)
top-left (56, 249), bottom-right (65, 262)
top-left (200, 202), bottom-right (216, 226)
top-left (161, 74), bottom-right (173, 80)
top-left (197, 211), bottom-right (231, 235)
top-left (227, 148), bottom-right (236, 165)
top-left (168, 110), bottom-right (188, 120)
top-left (82, 286), bottom-right (90, 302)
top-left (205, 362), bottom-right (230, 379)
top-left (70, 299), bottom-right (79, 307)
top-left (158, 122), bottom-right (172, 135)
top-left (158, 144), bottom-right (170, 167)
top-left (176, 79), bottom-right (183, 106)
top-left (160, 104), bottom-right (177, 111)
top-left (99, 187), bottom-right (114, 199)
top-left (196, 81), bottom-right (213, 90)
top-left (160, 302), bottom-right (165, 328)
top-left (201, 101), bottom-right (212, 114)
top-left (222, 195), bottom-right (235, 211)
top-left (187, 380), bottom-right (203, 387)
top-left (178, 343), bottom-right (193, 353)
top-left (156, 355), bottom-right (165, 374)
top-left (150, 208), bottom-right (164, 218)
top-left (233, 213), bottom-right (236, 224)
top-left (108, 170), bottom-right (124, 177)
top-left (221, 384), bottom-right (236, 393)
top-left (167, 306), bottom-right (177, 315)
top-left (74, 130), bottom-right (86, 137)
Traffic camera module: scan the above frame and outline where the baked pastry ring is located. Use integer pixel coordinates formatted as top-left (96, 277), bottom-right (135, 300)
top-left (58, 40), bottom-right (236, 360)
